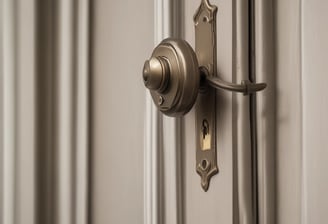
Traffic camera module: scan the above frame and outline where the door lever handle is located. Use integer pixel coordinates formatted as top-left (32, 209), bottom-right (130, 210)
top-left (200, 67), bottom-right (267, 95)
top-left (142, 40), bottom-right (267, 117)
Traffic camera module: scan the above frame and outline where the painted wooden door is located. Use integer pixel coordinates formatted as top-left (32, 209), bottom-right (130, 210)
top-left (2, 0), bottom-right (328, 224)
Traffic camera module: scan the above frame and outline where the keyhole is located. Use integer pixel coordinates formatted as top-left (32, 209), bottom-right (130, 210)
top-left (202, 119), bottom-right (209, 139)
top-left (201, 159), bottom-right (208, 170)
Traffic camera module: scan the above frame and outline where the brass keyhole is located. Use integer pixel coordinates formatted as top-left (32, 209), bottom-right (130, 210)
top-left (202, 119), bottom-right (209, 139)
top-left (201, 119), bottom-right (211, 151)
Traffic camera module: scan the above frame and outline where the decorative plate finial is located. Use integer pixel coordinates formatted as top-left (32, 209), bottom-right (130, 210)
top-left (193, 0), bottom-right (218, 25)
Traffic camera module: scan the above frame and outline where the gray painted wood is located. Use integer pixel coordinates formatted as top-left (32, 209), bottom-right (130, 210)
top-left (90, 0), bottom-right (154, 223)
top-left (274, 0), bottom-right (303, 223)
top-left (255, 1), bottom-right (276, 223)
top-left (302, 1), bottom-right (328, 223)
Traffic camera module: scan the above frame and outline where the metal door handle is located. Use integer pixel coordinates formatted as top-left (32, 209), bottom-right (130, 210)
top-left (142, 0), bottom-right (266, 191)
top-left (142, 40), bottom-right (266, 116)
top-left (142, 39), bottom-right (200, 116)
top-left (200, 68), bottom-right (266, 95)
top-left (207, 77), bottom-right (266, 94)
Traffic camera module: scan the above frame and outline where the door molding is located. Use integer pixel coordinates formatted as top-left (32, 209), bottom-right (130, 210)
top-left (144, 1), bottom-right (183, 224)
top-left (1, 0), bottom-right (90, 223)
top-left (255, 0), bottom-right (276, 223)
top-left (1, 0), bottom-right (37, 223)
top-left (36, 0), bottom-right (90, 223)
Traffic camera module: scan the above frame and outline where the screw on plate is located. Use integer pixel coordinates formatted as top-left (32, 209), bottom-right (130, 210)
top-left (158, 96), bottom-right (164, 105)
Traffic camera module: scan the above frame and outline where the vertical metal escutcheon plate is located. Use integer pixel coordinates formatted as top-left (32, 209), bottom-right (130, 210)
top-left (194, 0), bottom-right (218, 191)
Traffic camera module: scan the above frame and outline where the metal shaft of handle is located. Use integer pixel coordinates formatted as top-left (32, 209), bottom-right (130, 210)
top-left (199, 68), bottom-right (266, 95)
top-left (206, 76), bottom-right (267, 95)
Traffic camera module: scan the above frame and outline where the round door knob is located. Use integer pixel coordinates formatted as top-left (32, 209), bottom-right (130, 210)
top-left (142, 38), bottom-right (200, 116)
top-left (143, 57), bottom-right (170, 92)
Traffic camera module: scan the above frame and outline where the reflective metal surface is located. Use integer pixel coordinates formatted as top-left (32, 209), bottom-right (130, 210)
top-left (206, 76), bottom-right (266, 95)
top-left (194, 0), bottom-right (218, 192)
top-left (143, 38), bottom-right (199, 117)
top-left (142, 29), bottom-right (266, 118)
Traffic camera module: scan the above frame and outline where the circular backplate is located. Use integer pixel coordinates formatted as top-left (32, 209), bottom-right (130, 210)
top-left (148, 38), bottom-right (199, 116)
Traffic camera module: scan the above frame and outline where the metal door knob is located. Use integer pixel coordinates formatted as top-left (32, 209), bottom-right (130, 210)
top-left (143, 57), bottom-right (170, 92)
top-left (143, 38), bottom-right (200, 116)
top-left (142, 38), bottom-right (266, 117)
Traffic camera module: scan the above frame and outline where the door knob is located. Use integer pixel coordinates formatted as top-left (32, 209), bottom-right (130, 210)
top-left (143, 39), bottom-right (200, 116)
top-left (142, 0), bottom-right (266, 191)
top-left (142, 38), bottom-right (266, 116)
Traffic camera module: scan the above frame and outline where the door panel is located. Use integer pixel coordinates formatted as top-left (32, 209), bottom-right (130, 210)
top-left (89, 0), bottom-right (328, 224)
top-left (274, 0), bottom-right (302, 223)
top-left (90, 0), bottom-right (154, 223)
top-left (302, 1), bottom-right (328, 223)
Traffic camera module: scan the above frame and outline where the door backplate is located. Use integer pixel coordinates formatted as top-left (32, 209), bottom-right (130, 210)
top-left (194, 0), bottom-right (218, 191)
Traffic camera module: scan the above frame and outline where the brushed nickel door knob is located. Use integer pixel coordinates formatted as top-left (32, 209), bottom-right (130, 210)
top-left (143, 57), bottom-right (170, 92)
top-left (142, 38), bottom-right (200, 116)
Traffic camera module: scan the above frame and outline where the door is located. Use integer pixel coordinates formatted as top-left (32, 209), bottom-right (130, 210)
top-left (1, 0), bottom-right (328, 224)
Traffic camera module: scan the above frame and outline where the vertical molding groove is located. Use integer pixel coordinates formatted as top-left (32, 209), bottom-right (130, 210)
top-left (254, 0), bottom-right (276, 223)
top-left (145, 1), bottom-right (183, 224)
top-left (233, 0), bottom-right (257, 223)
top-left (40, 0), bottom-right (90, 223)
top-left (75, 1), bottom-right (90, 224)
top-left (57, 1), bottom-right (75, 223)
top-left (0, 0), bottom-right (91, 223)
top-left (36, 1), bottom-right (57, 222)
top-left (56, 1), bottom-right (91, 223)
top-left (300, 1), bottom-right (306, 223)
